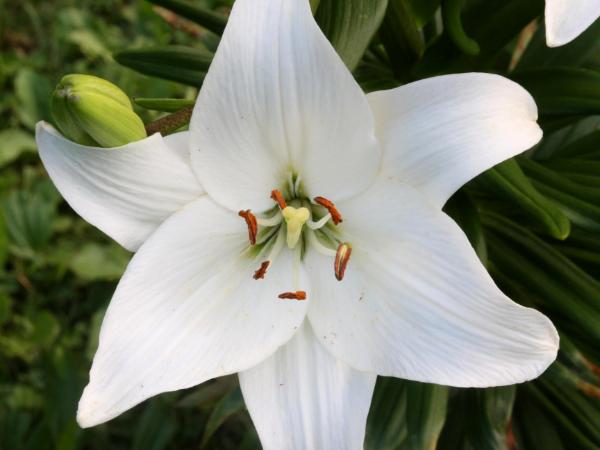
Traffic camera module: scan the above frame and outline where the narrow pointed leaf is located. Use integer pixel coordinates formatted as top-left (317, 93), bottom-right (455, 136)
top-left (477, 158), bottom-right (570, 240)
top-left (406, 0), bottom-right (440, 26)
top-left (516, 20), bottom-right (600, 71)
top-left (443, 191), bottom-right (488, 265)
top-left (366, 378), bottom-right (448, 450)
top-left (200, 388), bottom-right (245, 448)
top-left (114, 46), bottom-right (212, 87)
top-left (379, 0), bottom-right (425, 80)
top-left (315, 0), bottom-right (389, 70)
top-left (134, 98), bottom-right (195, 112)
top-left (146, 0), bottom-right (227, 35)
top-left (512, 67), bottom-right (600, 116)
top-left (520, 158), bottom-right (600, 232)
top-left (437, 386), bottom-right (516, 450)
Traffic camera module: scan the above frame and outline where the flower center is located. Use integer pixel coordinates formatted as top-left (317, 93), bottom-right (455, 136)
top-left (238, 179), bottom-right (352, 301)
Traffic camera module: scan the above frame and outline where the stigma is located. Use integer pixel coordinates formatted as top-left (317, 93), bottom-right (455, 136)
top-left (282, 206), bottom-right (310, 248)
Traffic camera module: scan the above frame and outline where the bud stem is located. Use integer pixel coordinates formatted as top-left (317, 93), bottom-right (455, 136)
top-left (145, 106), bottom-right (194, 136)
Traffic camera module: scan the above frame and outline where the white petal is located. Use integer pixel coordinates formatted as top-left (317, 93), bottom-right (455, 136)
top-left (367, 73), bottom-right (542, 209)
top-left (36, 122), bottom-right (203, 251)
top-left (239, 321), bottom-right (376, 450)
top-left (546, 0), bottom-right (600, 47)
top-left (77, 197), bottom-right (309, 427)
top-left (306, 177), bottom-right (558, 387)
top-left (190, 0), bottom-right (380, 212)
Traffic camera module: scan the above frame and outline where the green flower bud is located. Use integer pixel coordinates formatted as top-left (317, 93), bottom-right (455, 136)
top-left (51, 74), bottom-right (147, 147)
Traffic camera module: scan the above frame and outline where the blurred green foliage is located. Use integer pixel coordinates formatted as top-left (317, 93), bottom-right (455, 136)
top-left (1, 0), bottom-right (600, 449)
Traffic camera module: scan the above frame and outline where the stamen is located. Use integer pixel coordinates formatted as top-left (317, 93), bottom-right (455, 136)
top-left (278, 291), bottom-right (307, 301)
top-left (253, 261), bottom-right (270, 280)
top-left (257, 213), bottom-right (283, 227)
top-left (252, 226), bottom-right (286, 279)
top-left (271, 190), bottom-right (287, 209)
top-left (334, 243), bottom-right (352, 281)
top-left (314, 196), bottom-right (343, 225)
top-left (238, 210), bottom-right (258, 245)
top-left (307, 213), bottom-right (332, 230)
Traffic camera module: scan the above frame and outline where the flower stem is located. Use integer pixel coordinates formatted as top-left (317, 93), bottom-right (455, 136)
top-left (145, 106), bottom-right (193, 136)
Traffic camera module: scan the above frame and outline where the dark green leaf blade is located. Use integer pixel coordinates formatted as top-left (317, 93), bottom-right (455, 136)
top-left (316, 0), bottom-right (389, 70)
top-left (146, 0), bottom-right (227, 35)
top-left (114, 45), bottom-right (212, 87)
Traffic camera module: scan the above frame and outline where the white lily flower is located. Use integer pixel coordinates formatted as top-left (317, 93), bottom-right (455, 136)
top-left (545, 0), bottom-right (600, 47)
top-left (36, 0), bottom-right (559, 448)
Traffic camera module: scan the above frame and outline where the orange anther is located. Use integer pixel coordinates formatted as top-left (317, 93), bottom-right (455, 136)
top-left (278, 291), bottom-right (307, 301)
top-left (238, 210), bottom-right (258, 245)
top-left (271, 190), bottom-right (287, 209)
top-left (253, 261), bottom-right (270, 280)
top-left (334, 243), bottom-right (352, 281)
top-left (314, 196), bottom-right (343, 225)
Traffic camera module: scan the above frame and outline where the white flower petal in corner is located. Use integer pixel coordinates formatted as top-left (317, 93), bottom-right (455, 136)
top-left (306, 178), bottom-right (558, 388)
top-left (239, 322), bottom-right (376, 450)
top-left (189, 0), bottom-right (380, 213)
top-left (77, 197), bottom-right (309, 427)
top-left (36, 123), bottom-right (203, 251)
top-left (545, 0), bottom-right (600, 47)
top-left (367, 73), bottom-right (542, 209)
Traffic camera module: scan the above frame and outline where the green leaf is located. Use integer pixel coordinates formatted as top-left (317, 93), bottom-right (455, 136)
top-left (28, 310), bottom-right (60, 347)
top-left (0, 129), bottom-right (37, 168)
top-left (132, 398), bottom-right (178, 450)
top-left (201, 387), bottom-right (245, 447)
top-left (444, 191), bottom-right (488, 264)
top-left (512, 67), bottom-right (600, 116)
top-left (114, 45), bottom-right (212, 87)
top-left (441, 0), bottom-right (480, 56)
top-left (0, 210), bottom-right (7, 267)
top-left (483, 213), bottom-right (600, 346)
top-left (437, 386), bottom-right (516, 450)
top-left (146, 0), bottom-right (227, 35)
top-left (134, 97), bottom-right (195, 112)
top-left (366, 377), bottom-right (448, 450)
top-left (519, 158), bottom-right (600, 232)
top-left (476, 158), bottom-right (570, 240)
top-left (354, 52), bottom-right (399, 92)
top-left (416, 0), bottom-right (543, 76)
top-left (518, 378), bottom-right (600, 449)
top-left (406, 0), bottom-right (440, 26)
top-left (516, 19), bottom-right (600, 71)
top-left (69, 243), bottom-right (130, 281)
top-left (550, 131), bottom-right (600, 161)
top-left (513, 388), bottom-right (567, 450)
top-left (533, 116), bottom-right (600, 161)
top-left (0, 294), bottom-right (12, 326)
top-left (14, 69), bottom-right (53, 130)
top-left (379, 0), bottom-right (425, 80)
top-left (316, 0), bottom-right (389, 70)
top-left (2, 189), bottom-right (56, 257)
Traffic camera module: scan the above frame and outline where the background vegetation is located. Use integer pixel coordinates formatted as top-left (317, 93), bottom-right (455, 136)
top-left (1, 0), bottom-right (599, 449)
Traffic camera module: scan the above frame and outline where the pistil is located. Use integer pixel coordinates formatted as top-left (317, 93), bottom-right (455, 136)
top-left (282, 206), bottom-right (310, 249)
